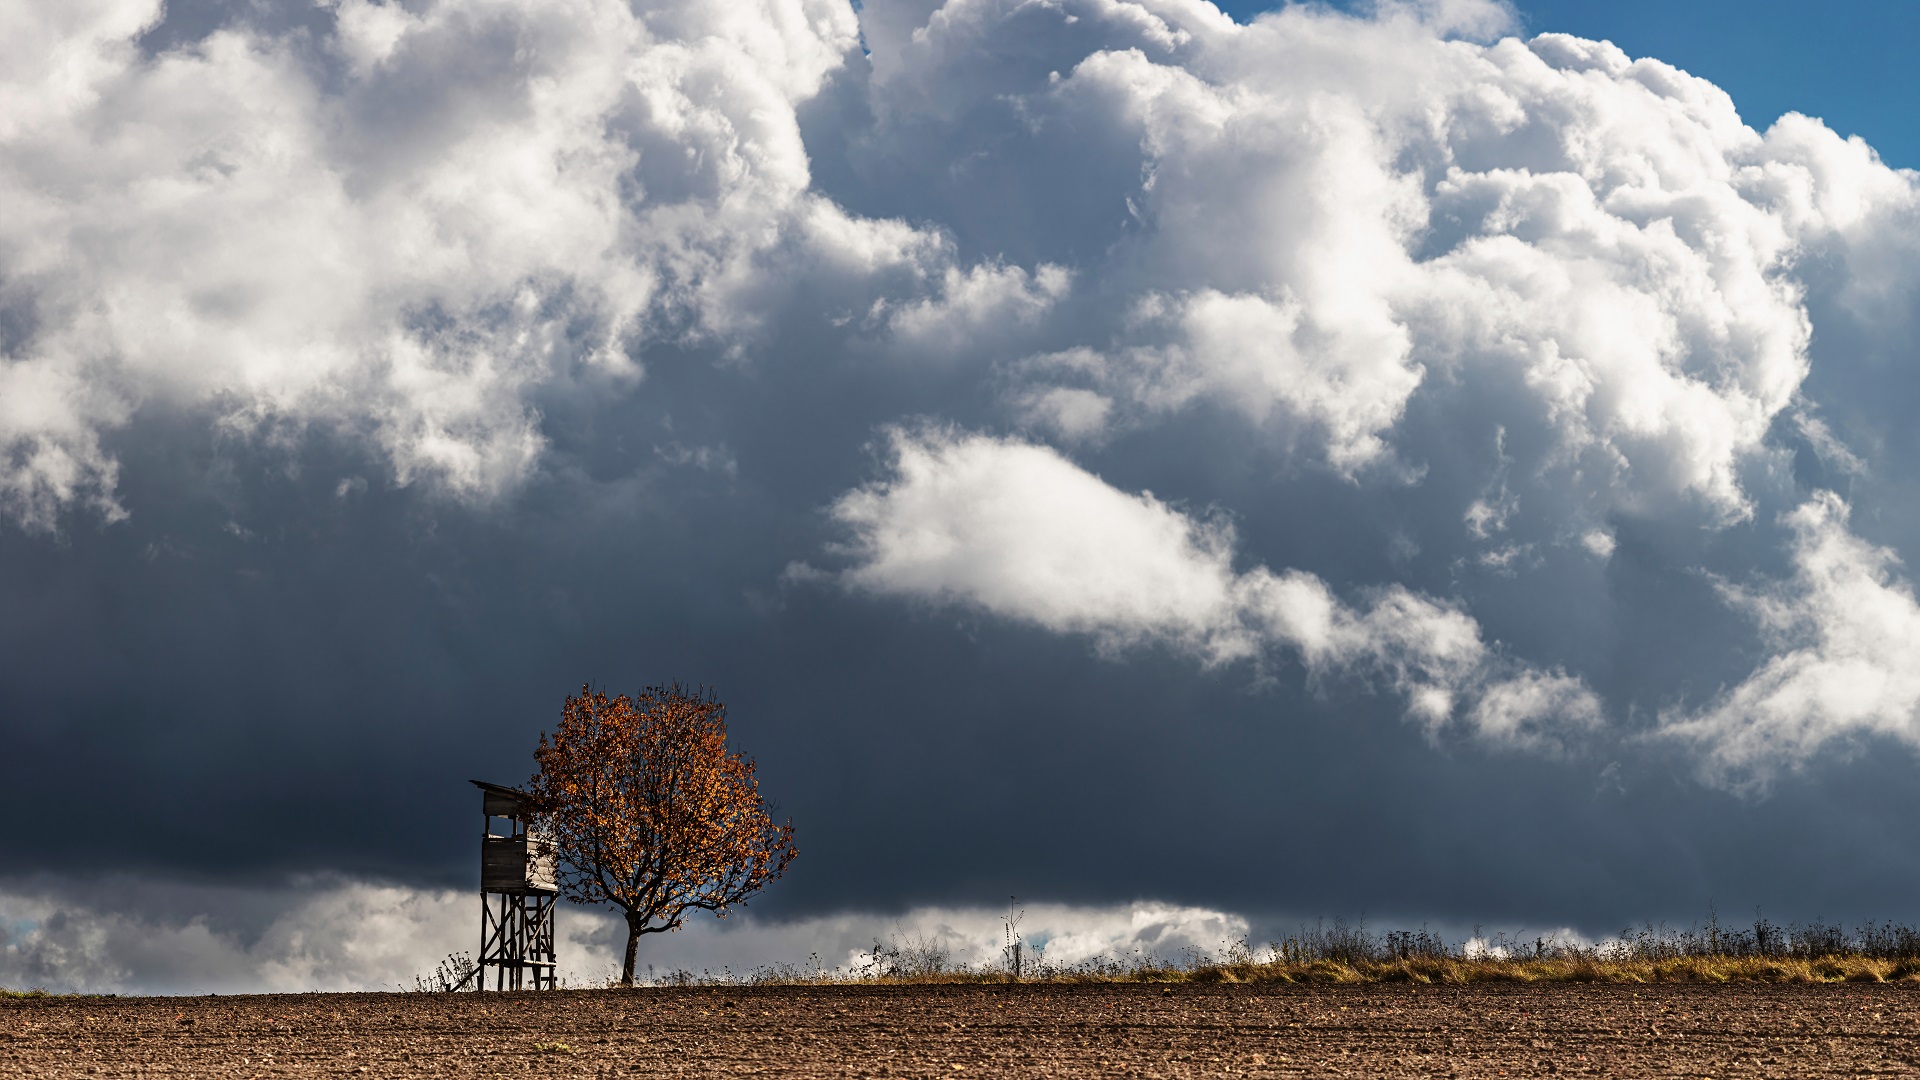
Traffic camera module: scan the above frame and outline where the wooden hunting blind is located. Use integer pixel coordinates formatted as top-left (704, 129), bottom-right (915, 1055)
top-left (471, 780), bottom-right (557, 990)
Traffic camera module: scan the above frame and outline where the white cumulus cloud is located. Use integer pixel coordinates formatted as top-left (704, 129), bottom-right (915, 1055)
top-left (0, 875), bottom-right (1253, 993)
top-left (0, 0), bottom-right (1011, 529)
top-left (12, 0), bottom-right (1920, 788)
top-left (0, 877), bottom-right (482, 993)
top-left (821, 427), bottom-right (1602, 749)
top-left (864, 0), bottom-right (1914, 534)
top-left (1660, 492), bottom-right (1920, 790)
top-left (814, 0), bottom-right (1920, 777)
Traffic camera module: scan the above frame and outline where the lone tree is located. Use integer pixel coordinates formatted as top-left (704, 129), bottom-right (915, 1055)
top-left (529, 683), bottom-right (797, 986)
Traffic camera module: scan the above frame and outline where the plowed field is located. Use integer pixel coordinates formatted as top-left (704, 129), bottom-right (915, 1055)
top-left (6, 982), bottom-right (1919, 1077)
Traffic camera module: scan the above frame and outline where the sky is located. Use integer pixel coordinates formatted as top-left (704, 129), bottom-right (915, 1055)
top-left (6, 0), bottom-right (1920, 992)
top-left (1510, 0), bottom-right (1920, 171)
top-left (1297, 0), bottom-right (1920, 171)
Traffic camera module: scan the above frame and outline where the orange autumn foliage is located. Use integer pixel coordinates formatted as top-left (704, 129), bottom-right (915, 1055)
top-left (530, 683), bottom-right (797, 985)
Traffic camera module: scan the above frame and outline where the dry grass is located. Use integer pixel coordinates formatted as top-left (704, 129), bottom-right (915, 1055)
top-left (1150, 953), bottom-right (1920, 986)
top-left (793, 954), bottom-right (1920, 987)
top-left (626, 914), bottom-right (1920, 989)
top-left (627, 952), bottom-right (1920, 989)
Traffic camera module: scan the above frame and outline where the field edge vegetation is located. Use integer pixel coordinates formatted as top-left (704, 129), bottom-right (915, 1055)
top-left (616, 914), bottom-right (1920, 990)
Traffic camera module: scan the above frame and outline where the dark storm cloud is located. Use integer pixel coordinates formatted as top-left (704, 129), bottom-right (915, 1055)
top-left (8, 0), bottom-right (1920, 992)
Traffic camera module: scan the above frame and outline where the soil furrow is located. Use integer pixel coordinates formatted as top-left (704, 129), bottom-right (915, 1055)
top-left (5, 982), bottom-right (1920, 1077)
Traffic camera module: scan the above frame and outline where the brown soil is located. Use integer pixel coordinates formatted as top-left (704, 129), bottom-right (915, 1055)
top-left (5, 981), bottom-right (1919, 1078)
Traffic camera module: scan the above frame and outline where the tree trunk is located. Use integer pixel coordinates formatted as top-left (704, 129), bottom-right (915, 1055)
top-left (621, 911), bottom-right (643, 987)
